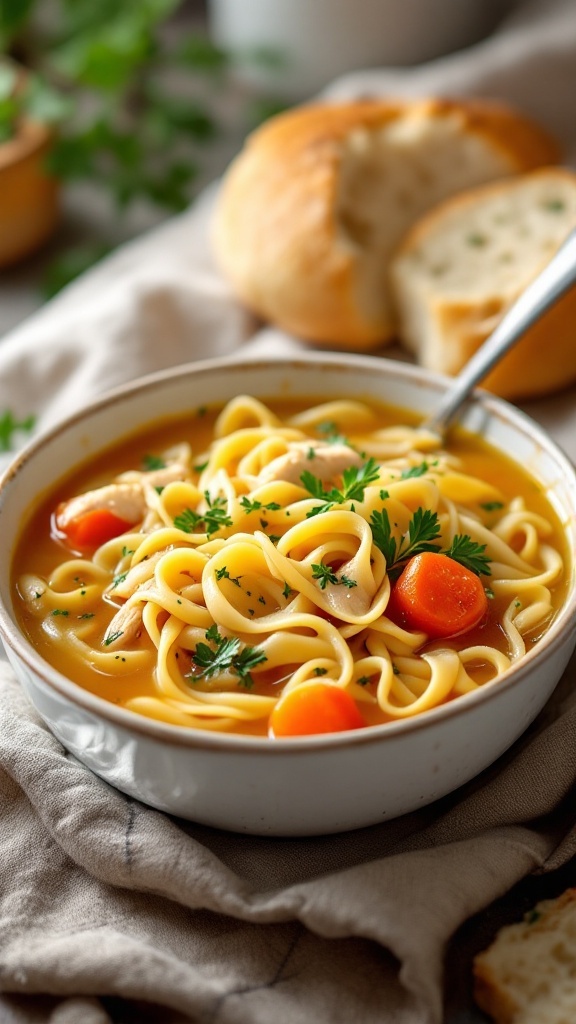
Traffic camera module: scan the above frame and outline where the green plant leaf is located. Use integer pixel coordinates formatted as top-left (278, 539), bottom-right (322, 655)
top-left (22, 75), bottom-right (74, 124)
top-left (177, 35), bottom-right (230, 73)
top-left (0, 0), bottom-right (36, 46)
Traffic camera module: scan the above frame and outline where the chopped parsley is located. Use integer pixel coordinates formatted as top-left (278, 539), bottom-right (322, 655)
top-left (370, 506), bottom-right (491, 578)
top-left (142, 454), bottom-right (166, 471)
top-left (194, 460), bottom-right (209, 473)
top-left (313, 667), bottom-right (328, 676)
top-left (0, 410), bottom-right (36, 452)
top-left (443, 534), bottom-right (492, 577)
top-left (104, 630), bottom-right (124, 646)
top-left (215, 566), bottom-right (242, 586)
top-left (78, 612), bottom-right (94, 619)
top-left (239, 496), bottom-right (282, 514)
top-left (311, 561), bottom-right (357, 590)
top-left (302, 457), bottom-right (380, 517)
top-left (51, 608), bottom-right (69, 616)
top-left (190, 625), bottom-right (267, 688)
top-left (480, 501), bottom-right (505, 512)
top-left (400, 461), bottom-right (429, 479)
top-left (173, 492), bottom-right (233, 538)
top-left (316, 420), bottom-right (349, 447)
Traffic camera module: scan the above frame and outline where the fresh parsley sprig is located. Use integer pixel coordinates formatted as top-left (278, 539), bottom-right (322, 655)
top-left (370, 506), bottom-right (491, 578)
top-left (301, 457), bottom-right (380, 517)
top-left (190, 625), bottom-right (267, 688)
top-left (240, 496), bottom-right (282, 514)
top-left (443, 534), bottom-right (492, 576)
top-left (174, 491), bottom-right (233, 539)
top-left (311, 562), bottom-right (358, 590)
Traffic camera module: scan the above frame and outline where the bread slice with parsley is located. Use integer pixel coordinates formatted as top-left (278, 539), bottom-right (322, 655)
top-left (473, 887), bottom-right (576, 1023)
top-left (212, 98), bottom-right (559, 350)
top-left (390, 167), bottom-right (576, 400)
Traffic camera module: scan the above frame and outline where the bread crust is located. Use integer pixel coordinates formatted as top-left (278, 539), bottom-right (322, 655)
top-left (392, 166), bottom-right (576, 400)
top-left (212, 98), bottom-right (560, 348)
top-left (473, 889), bottom-right (576, 1024)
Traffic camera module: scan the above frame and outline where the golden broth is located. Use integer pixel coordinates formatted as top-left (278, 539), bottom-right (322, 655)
top-left (12, 396), bottom-right (569, 737)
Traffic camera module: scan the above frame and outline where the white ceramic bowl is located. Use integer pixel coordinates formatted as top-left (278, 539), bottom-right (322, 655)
top-left (1, 353), bottom-right (576, 836)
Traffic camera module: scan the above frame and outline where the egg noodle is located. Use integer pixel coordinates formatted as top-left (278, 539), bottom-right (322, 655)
top-left (16, 396), bottom-right (564, 735)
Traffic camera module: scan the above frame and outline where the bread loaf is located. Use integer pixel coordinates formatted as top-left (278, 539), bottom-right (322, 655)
top-left (390, 167), bottom-right (576, 400)
top-left (473, 888), bottom-right (576, 1024)
top-left (212, 98), bottom-right (559, 349)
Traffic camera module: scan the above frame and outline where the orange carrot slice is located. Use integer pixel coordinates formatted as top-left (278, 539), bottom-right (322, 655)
top-left (269, 682), bottom-right (365, 738)
top-left (388, 551), bottom-right (489, 639)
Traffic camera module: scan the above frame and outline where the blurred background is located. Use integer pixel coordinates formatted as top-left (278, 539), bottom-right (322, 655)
top-left (0, 0), bottom-right (521, 337)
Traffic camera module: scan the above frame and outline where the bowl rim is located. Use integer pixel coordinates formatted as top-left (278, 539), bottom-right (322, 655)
top-left (2, 350), bottom-right (576, 754)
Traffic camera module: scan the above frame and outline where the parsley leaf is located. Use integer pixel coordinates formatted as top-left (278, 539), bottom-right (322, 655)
top-left (190, 627), bottom-right (267, 688)
top-left (0, 410), bottom-right (36, 452)
top-left (240, 496), bottom-right (282, 514)
top-left (302, 457), bottom-right (380, 517)
top-left (192, 636), bottom-right (241, 678)
top-left (316, 420), bottom-right (349, 446)
top-left (370, 506), bottom-right (441, 577)
top-left (232, 646), bottom-right (268, 688)
top-left (104, 629), bottom-right (123, 646)
top-left (174, 491), bottom-right (233, 538)
top-left (340, 458), bottom-right (381, 501)
top-left (311, 562), bottom-right (357, 590)
top-left (311, 562), bottom-right (339, 589)
top-left (370, 505), bottom-right (491, 578)
top-left (142, 453), bottom-right (166, 471)
top-left (400, 461), bottom-right (429, 479)
top-left (444, 534), bottom-right (492, 576)
top-left (215, 566), bottom-right (242, 586)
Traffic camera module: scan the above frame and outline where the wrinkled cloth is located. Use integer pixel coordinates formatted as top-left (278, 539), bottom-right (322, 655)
top-left (1, 1), bottom-right (576, 1021)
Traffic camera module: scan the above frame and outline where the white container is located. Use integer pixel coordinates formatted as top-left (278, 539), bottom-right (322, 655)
top-left (209, 0), bottom-right (493, 99)
top-left (1, 353), bottom-right (575, 835)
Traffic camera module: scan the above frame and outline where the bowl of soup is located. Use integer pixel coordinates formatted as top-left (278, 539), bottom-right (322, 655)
top-left (1, 353), bottom-right (575, 835)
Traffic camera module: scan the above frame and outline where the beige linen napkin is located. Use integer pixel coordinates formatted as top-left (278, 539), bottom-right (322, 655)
top-left (1, 1), bottom-right (576, 1021)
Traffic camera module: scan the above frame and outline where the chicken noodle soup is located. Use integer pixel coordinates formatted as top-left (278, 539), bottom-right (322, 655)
top-left (13, 396), bottom-right (567, 738)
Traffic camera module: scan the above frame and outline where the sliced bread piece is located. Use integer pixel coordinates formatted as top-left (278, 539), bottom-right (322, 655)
top-left (391, 167), bottom-right (576, 400)
top-left (212, 98), bottom-right (559, 350)
top-left (473, 888), bottom-right (576, 1024)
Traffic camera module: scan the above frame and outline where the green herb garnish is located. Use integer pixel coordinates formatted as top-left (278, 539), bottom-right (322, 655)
top-left (311, 562), bottom-right (357, 590)
top-left (191, 626), bottom-right (267, 688)
top-left (173, 491), bottom-right (233, 538)
top-left (400, 461), bottom-right (429, 479)
top-left (370, 506), bottom-right (491, 578)
top-left (0, 411), bottom-right (36, 452)
top-left (142, 454), bottom-right (166, 471)
top-left (240, 496), bottom-right (282, 514)
top-left (104, 630), bottom-right (123, 646)
top-left (302, 457), bottom-right (380, 517)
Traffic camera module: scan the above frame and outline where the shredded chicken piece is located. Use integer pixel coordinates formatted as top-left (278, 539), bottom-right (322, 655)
top-left (110, 551), bottom-right (163, 600)
top-left (56, 483), bottom-right (147, 530)
top-left (104, 579), bottom-right (155, 648)
top-left (258, 442), bottom-right (364, 486)
top-left (56, 464), bottom-right (187, 531)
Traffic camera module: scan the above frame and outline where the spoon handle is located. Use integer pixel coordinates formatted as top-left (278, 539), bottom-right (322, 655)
top-left (423, 228), bottom-right (576, 438)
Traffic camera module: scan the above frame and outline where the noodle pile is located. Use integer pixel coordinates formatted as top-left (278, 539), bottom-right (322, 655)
top-left (17, 396), bottom-right (564, 735)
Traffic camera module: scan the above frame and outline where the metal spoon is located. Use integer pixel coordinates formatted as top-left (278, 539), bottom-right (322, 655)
top-left (422, 228), bottom-right (576, 440)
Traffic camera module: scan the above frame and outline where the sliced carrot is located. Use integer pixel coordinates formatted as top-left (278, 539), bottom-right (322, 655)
top-left (269, 682), bottom-right (365, 738)
top-left (58, 508), bottom-right (132, 551)
top-left (388, 552), bottom-right (489, 640)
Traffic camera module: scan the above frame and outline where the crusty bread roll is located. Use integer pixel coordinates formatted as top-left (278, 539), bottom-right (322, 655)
top-left (473, 888), bottom-right (576, 1024)
top-left (390, 167), bottom-right (576, 400)
top-left (212, 98), bottom-right (559, 349)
